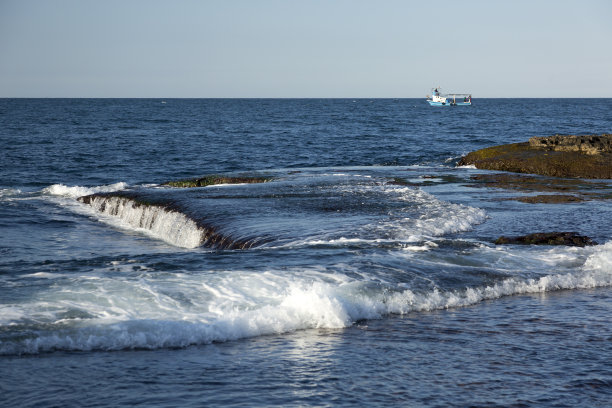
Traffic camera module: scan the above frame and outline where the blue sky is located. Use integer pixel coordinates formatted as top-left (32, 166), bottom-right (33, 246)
top-left (1, 0), bottom-right (610, 97)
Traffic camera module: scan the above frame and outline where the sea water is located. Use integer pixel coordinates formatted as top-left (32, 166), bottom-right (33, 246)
top-left (1, 98), bottom-right (611, 407)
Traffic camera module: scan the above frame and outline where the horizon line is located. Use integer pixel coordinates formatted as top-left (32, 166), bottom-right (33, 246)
top-left (1, 96), bottom-right (610, 99)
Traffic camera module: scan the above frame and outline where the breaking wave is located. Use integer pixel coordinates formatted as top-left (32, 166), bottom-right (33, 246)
top-left (43, 182), bottom-right (128, 198)
top-left (373, 186), bottom-right (487, 242)
top-left (2, 241), bottom-right (610, 355)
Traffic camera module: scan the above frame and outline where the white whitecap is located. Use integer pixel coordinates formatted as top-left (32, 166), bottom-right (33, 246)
top-left (43, 182), bottom-right (128, 198)
top-left (380, 186), bottom-right (487, 240)
top-left (0, 188), bottom-right (22, 199)
top-left (3, 248), bottom-right (611, 355)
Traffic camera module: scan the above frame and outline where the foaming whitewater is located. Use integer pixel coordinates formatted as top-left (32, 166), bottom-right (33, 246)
top-left (59, 175), bottom-right (487, 251)
top-left (372, 185), bottom-right (487, 243)
top-left (384, 243), bottom-right (612, 313)
top-left (0, 188), bottom-right (22, 199)
top-left (77, 193), bottom-right (249, 249)
top-left (2, 241), bottom-right (610, 355)
top-left (274, 183), bottom-right (488, 250)
top-left (43, 182), bottom-right (129, 198)
top-left (401, 187), bottom-right (487, 238)
top-left (39, 182), bottom-right (257, 249)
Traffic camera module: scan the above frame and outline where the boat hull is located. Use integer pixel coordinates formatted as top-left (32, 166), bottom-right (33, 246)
top-left (427, 100), bottom-right (471, 106)
top-left (427, 100), bottom-right (450, 106)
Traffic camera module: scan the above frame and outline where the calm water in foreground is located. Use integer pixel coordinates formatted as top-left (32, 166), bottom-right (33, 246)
top-left (1, 98), bottom-right (611, 407)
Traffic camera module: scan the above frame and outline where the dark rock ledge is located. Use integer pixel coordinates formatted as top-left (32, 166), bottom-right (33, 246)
top-left (458, 134), bottom-right (612, 179)
top-left (163, 175), bottom-right (273, 188)
top-left (494, 232), bottom-right (597, 247)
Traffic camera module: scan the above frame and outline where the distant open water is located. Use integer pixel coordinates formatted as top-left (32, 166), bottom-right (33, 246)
top-left (1, 98), bottom-right (611, 407)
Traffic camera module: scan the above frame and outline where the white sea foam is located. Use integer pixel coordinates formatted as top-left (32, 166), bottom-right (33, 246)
top-left (292, 238), bottom-right (438, 252)
top-left (583, 241), bottom-right (612, 271)
top-left (402, 241), bottom-right (439, 252)
top-left (276, 185), bottom-right (487, 249)
top-left (43, 182), bottom-right (128, 198)
top-left (2, 242), bottom-right (610, 354)
top-left (382, 186), bottom-right (487, 240)
top-left (40, 182), bottom-right (207, 248)
top-left (22, 272), bottom-right (62, 279)
top-left (444, 155), bottom-right (463, 163)
top-left (0, 188), bottom-right (22, 199)
top-left (415, 207), bottom-right (486, 237)
top-left (83, 195), bottom-right (204, 248)
top-left (297, 237), bottom-right (389, 247)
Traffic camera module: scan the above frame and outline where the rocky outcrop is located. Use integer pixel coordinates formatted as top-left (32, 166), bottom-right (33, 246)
top-left (163, 175), bottom-right (272, 188)
top-left (494, 232), bottom-right (597, 247)
top-left (458, 134), bottom-right (612, 178)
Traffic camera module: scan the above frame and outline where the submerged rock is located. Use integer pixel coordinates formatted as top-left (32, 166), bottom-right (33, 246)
top-left (515, 194), bottom-right (584, 204)
top-left (468, 173), bottom-right (588, 191)
top-left (464, 173), bottom-right (611, 204)
top-left (494, 232), bottom-right (597, 247)
top-left (458, 134), bottom-right (612, 179)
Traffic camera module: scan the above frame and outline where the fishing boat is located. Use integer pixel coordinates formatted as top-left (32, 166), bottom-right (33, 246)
top-left (427, 88), bottom-right (472, 106)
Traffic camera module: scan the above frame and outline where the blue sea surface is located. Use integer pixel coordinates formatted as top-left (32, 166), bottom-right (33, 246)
top-left (1, 98), bottom-right (611, 407)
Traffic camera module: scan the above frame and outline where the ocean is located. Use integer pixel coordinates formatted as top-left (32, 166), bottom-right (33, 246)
top-left (1, 98), bottom-right (611, 407)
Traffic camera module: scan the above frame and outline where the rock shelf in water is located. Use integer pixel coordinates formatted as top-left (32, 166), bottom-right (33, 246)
top-left (163, 175), bottom-right (272, 188)
top-left (465, 173), bottom-right (612, 204)
top-left (458, 134), bottom-right (612, 179)
top-left (494, 232), bottom-right (597, 247)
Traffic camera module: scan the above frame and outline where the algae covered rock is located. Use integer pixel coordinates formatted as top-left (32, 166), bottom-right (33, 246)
top-left (494, 232), bottom-right (596, 247)
top-left (458, 134), bottom-right (612, 179)
top-left (529, 134), bottom-right (612, 155)
top-left (163, 175), bottom-right (273, 188)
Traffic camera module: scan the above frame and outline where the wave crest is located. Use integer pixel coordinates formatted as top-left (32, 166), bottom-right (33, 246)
top-left (43, 182), bottom-right (128, 198)
top-left (2, 243), bottom-right (610, 355)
